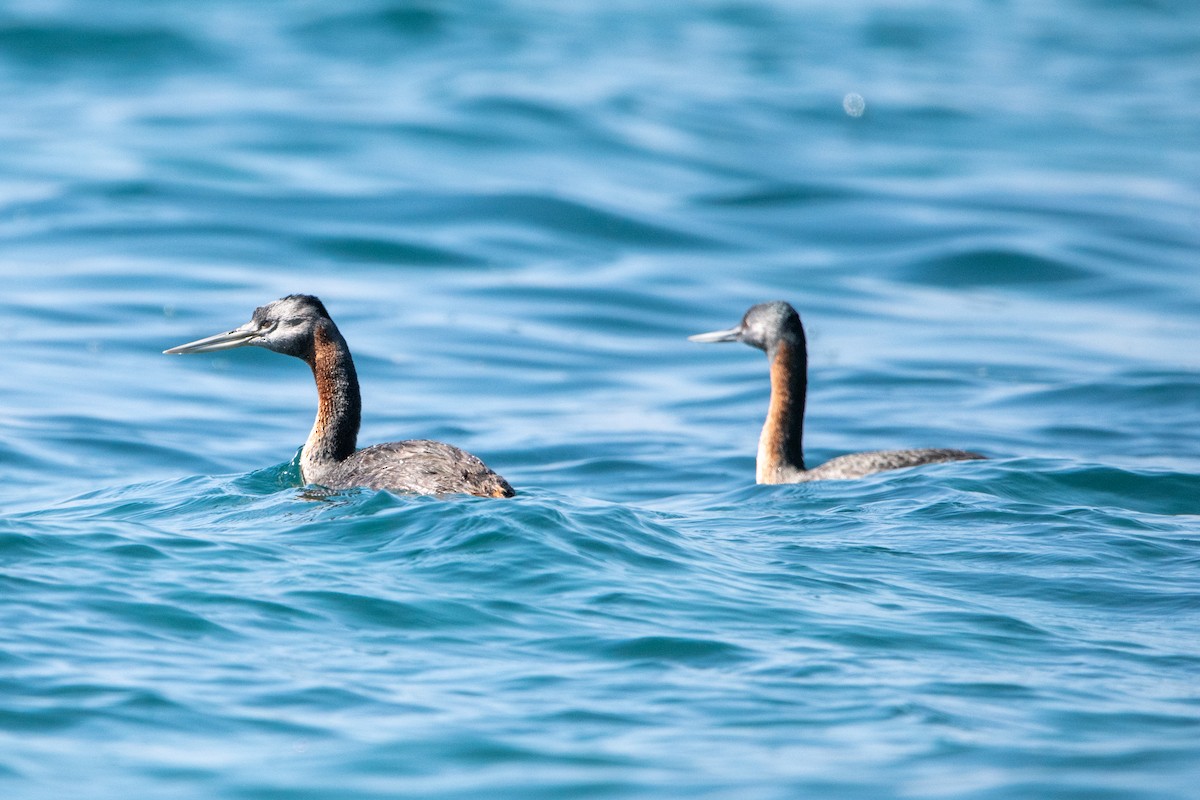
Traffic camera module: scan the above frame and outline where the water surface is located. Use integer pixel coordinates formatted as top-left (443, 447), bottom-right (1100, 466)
top-left (2, 2), bottom-right (1199, 798)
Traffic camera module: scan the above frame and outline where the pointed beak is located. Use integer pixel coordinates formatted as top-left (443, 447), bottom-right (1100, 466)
top-left (163, 322), bottom-right (258, 355)
top-left (687, 325), bottom-right (743, 344)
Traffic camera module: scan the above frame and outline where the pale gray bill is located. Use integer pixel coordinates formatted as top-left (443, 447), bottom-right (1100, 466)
top-left (163, 325), bottom-right (258, 354)
top-left (687, 326), bottom-right (743, 344)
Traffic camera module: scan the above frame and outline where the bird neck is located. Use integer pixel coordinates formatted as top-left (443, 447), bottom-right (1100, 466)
top-left (301, 321), bottom-right (361, 479)
top-left (757, 337), bottom-right (807, 483)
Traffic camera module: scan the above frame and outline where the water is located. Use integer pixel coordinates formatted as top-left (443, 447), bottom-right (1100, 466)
top-left (2, 1), bottom-right (1199, 797)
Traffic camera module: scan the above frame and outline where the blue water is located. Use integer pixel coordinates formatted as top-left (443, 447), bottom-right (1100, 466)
top-left (2, 1), bottom-right (1199, 798)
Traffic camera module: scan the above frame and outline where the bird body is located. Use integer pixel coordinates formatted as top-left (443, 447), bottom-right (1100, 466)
top-left (690, 301), bottom-right (983, 484)
top-left (165, 295), bottom-right (514, 499)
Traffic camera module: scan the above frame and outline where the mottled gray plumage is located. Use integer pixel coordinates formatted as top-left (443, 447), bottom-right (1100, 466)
top-left (165, 295), bottom-right (514, 498)
top-left (311, 439), bottom-right (514, 497)
top-left (689, 301), bottom-right (984, 484)
top-left (772, 448), bottom-right (985, 483)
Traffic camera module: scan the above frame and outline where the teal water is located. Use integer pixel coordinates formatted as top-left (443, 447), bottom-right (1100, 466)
top-left (2, 2), bottom-right (1199, 798)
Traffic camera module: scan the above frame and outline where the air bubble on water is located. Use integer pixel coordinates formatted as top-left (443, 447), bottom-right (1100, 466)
top-left (843, 93), bottom-right (866, 118)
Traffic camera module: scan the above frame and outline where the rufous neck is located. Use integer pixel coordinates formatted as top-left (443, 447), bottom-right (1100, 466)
top-left (301, 321), bottom-right (361, 471)
top-left (756, 338), bottom-right (807, 482)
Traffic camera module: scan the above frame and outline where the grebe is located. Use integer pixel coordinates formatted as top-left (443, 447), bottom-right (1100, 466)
top-left (164, 295), bottom-right (514, 498)
top-left (689, 301), bottom-right (984, 483)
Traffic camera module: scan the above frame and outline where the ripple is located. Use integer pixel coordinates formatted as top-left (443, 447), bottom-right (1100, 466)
top-left (284, 590), bottom-right (509, 632)
top-left (304, 234), bottom-right (484, 267)
top-left (0, 21), bottom-right (214, 75)
top-left (907, 247), bottom-right (1095, 287)
top-left (601, 635), bottom-right (755, 667)
top-left (291, 5), bottom-right (447, 52)
top-left (694, 181), bottom-right (866, 208)
top-left (86, 599), bottom-right (235, 640)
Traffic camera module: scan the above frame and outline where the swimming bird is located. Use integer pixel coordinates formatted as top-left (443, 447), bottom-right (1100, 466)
top-left (164, 295), bottom-right (514, 498)
top-left (689, 301), bottom-right (984, 483)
